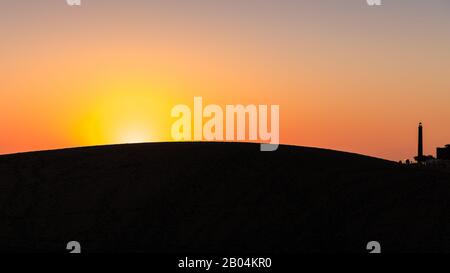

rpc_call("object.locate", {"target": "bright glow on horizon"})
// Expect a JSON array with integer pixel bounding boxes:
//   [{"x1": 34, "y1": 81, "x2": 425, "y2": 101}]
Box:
[{"x1": 117, "y1": 129, "x2": 152, "y2": 144}]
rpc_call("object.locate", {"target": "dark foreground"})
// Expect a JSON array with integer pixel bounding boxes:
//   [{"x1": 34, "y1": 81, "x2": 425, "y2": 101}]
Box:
[{"x1": 0, "y1": 142, "x2": 449, "y2": 253}]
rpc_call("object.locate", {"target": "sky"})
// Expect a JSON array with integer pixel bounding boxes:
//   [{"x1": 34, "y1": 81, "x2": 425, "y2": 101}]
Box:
[{"x1": 0, "y1": 0, "x2": 449, "y2": 160}]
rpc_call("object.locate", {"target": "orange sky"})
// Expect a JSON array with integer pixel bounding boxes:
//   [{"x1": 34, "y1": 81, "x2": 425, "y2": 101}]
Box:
[{"x1": 1, "y1": 0, "x2": 450, "y2": 160}]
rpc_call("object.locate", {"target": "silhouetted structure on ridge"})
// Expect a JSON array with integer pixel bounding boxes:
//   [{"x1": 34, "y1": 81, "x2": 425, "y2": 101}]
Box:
[
  {"x1": 437, "y1": 145, "x2": 450, "y2": 161},
  {"x1": 414, "y1": 123, "x2": 434, "y2": 163},
  {"x1": 405, "y1": 123, "x2": 449, "y2": 167},
  {"x1": 417, "y1": 123, "x2": 424, "y2": 162}
]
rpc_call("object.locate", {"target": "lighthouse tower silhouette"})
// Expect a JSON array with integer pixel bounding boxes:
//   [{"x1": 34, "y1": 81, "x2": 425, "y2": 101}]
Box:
[{"x1": 417, "y1": 123, "x2": 424, "y2": 163}]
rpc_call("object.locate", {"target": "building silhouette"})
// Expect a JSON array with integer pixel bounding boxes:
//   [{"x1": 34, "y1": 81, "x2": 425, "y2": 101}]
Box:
[{"x1": 437, "y1": 145, "x2": 450, "y2": 160}]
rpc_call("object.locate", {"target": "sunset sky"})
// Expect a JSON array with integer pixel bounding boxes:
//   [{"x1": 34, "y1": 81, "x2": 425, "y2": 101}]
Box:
[{"x1": 1, "y1": 0, "x2": 449, "y2": 160}]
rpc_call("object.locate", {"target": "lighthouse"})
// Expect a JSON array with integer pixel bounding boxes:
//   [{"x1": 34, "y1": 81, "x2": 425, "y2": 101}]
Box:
[
  {"x1": 414, "y1": 123, "x2": 435, "y2": 164},
  {"x1": 418, "y1": 122, "x2": 423, "y2": 162},
  {"x1": 414, "y1": 122, "x2": 428, "y2": 164}
]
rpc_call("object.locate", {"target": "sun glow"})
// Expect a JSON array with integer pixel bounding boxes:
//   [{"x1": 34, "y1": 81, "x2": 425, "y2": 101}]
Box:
[
  {"x1": 70, "y1": 76, "x2": 175, "y2": 147},
  {"x1": 116, "y1": 122, "x2": 153, "y2": 144}
]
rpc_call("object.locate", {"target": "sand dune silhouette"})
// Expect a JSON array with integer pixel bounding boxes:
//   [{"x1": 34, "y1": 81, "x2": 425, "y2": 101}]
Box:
[{"x1": 0, "y1": 142, "x2": 449, "y2": 253}]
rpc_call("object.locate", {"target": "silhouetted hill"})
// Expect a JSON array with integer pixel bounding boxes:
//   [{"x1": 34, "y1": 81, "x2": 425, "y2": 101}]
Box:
[{"x1": 0, "y1": 142, "x2": 449, "y2": 253}]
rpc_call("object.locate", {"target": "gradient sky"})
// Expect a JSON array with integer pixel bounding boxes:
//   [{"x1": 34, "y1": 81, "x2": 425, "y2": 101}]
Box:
[{"x1": 1, "y1": 0, "x2": 449, "y2": 160}]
